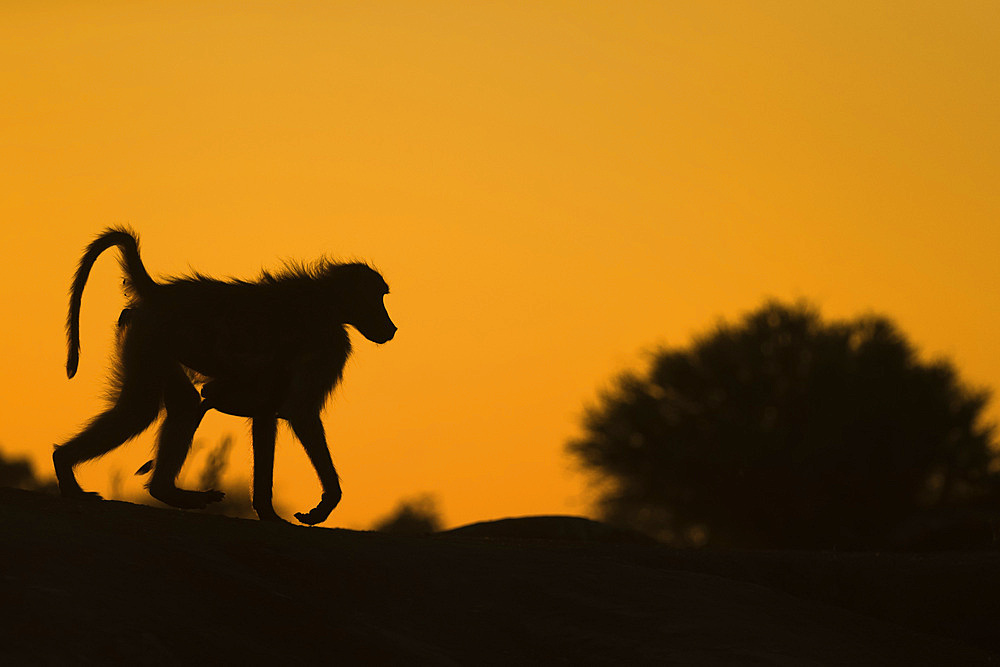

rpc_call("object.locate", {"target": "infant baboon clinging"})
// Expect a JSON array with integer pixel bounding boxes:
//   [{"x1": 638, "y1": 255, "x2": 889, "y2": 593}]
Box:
[{"x1": 55, "y1": 227, "x2": 395, "y2": 525}]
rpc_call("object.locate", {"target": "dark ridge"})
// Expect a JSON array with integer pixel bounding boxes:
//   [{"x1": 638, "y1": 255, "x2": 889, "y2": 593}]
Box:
[
  {"x1": 1, "y1": 487, "x2": 995, "y2": 665},
  {"x1": 442, "y1": 515, "x2": 658, "y2": 544}
]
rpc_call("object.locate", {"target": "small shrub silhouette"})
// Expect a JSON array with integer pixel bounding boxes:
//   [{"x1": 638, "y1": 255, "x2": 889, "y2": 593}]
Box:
[
  {"x1": 373, "y1": 494, "x2": 443, "y2": 534},
  {"x1": 126, "y1": 436, "x2": 261, "y2": 519},
  {"x1": 0, "y1": 447, "x2": 58, "y2": 494}
]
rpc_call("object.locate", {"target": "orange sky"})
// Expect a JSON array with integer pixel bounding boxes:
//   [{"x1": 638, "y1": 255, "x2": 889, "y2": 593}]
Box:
[{"x1": 1, "y1": 2, "x2": 998, "y2": 529}]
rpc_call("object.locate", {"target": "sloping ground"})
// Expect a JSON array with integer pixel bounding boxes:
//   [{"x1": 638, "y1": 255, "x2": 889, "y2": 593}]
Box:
[
  {"x1": 442, "y1": 514, "x2": 657, "y2": 544},
  {"x1": 445, "y1": 515, "x2": 1000, "y2": 655},
  {"x1": 0, "y1": 488, "x2": 995, "y2": 665}
]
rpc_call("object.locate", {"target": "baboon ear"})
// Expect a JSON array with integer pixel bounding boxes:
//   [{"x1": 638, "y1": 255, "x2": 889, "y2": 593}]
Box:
[{"x1": 135, "y1": 460, "x2": 154, "y2": 475}]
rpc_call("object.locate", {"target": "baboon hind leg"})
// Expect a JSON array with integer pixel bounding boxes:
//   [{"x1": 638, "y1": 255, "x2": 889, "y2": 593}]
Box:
[
  {"x1": 53, "y1": 354, "x2": 163, "y2": 499},
  {"x1": 147, "y1": 365, "x2": 224, "y2": 509}
]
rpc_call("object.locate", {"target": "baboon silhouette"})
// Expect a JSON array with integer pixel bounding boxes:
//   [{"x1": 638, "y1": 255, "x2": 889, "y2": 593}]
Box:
[{"x1": 55, "y1": 227, "x2": 395, "y2": 524}]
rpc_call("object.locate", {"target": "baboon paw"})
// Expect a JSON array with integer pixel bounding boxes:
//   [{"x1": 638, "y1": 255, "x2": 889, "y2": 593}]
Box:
[
  {"x1": 203, "y1": 489, "x2": 226, "y2": 505},
  {"x1": 256, "y1": 510, "x2": 289, "y2": 524},
  {"x1": 293, "y1": 494, "x2": 339, "y2": 525},
  {"x1": 293, "y1": 510, "x2": 326, "y2": 525}
]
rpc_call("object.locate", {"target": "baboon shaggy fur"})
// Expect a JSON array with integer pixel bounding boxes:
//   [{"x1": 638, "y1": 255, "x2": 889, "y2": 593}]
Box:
[{"x1": 55, "y1": 227, "x2": 395, "y2": 524}]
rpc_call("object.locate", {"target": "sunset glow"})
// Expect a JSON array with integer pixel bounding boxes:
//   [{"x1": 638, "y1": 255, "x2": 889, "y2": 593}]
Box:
[{"x1": 2, "y1": 2, "x2": 997, "y2": 529}]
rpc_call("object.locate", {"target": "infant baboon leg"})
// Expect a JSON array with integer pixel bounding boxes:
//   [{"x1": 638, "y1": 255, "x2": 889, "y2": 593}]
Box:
[
  {"x1": 251, "y1": 415, "x2": 282, "y2": 522},
  {"x1": 148, "y1": 367, "x2": 223, "y2": 509}
]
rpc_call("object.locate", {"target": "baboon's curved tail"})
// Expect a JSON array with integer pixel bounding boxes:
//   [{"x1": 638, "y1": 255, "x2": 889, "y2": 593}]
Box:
[{"x1": 66, "y1": 226, "x2": 157, "y2": 378}]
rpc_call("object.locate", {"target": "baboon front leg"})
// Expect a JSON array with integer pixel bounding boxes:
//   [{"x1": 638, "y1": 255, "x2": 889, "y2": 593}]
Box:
[
  {"x1": 250, "y1": 415, "x2": 283, "y2": 522},
  {"x1": 287, "y1": 413, "x2": 342, "y2": 525},
  {"x1": 148, "y1": 366, "x2": 224, "y2": 509}
]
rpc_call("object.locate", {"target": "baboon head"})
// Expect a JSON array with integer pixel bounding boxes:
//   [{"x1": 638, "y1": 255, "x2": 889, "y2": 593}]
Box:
[{"x1": 336, "y1": 263, "x2": 396, "y2": 344}]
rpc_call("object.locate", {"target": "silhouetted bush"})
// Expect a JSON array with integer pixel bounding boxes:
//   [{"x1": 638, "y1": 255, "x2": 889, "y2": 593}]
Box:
[
  {"x1": 193, "y1": 435, "x2": 258, "y2": 519},
  {"x1": 0, "y1": 447, "x2": 58, "y2": 494},
  {"x1": 373, "y1": 494, "x2": 443, "y2": 534},
  {"x1": 569, "y1": 300, "x2": 999, "y2": 549},
  {"x1": 129, "y1": 436, "x2": 259, "y2": 519}
]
